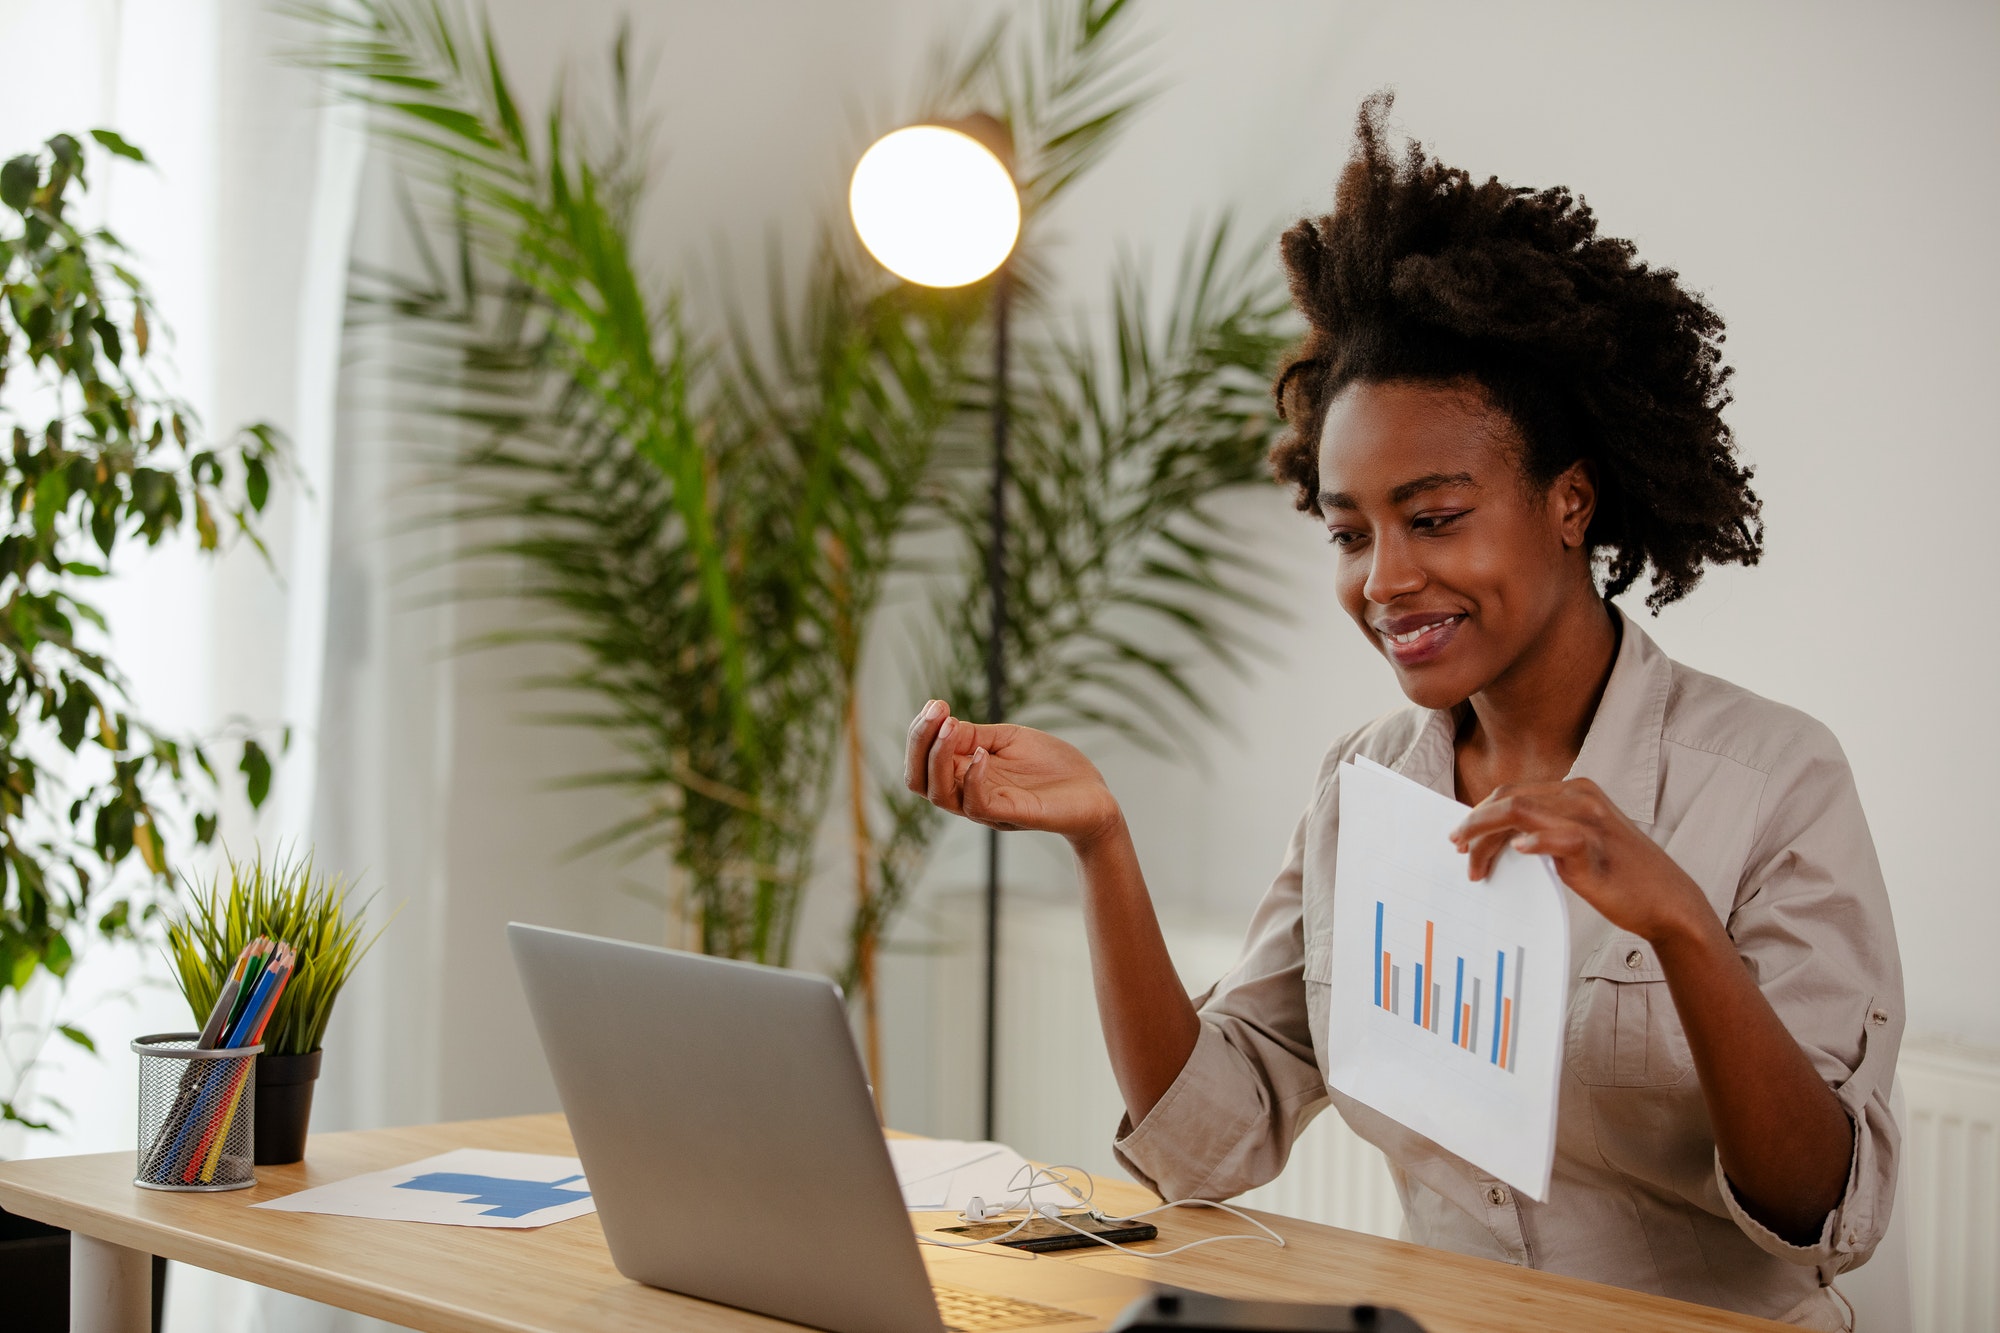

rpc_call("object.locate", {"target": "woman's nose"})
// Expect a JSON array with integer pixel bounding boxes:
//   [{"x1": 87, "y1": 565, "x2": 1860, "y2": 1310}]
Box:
[{"x1": 1362, "y1": 535, "x2": 1426, "y2": 604}]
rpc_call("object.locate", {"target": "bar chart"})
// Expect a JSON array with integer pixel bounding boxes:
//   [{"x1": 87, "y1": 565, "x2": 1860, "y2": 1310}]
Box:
[
  {"x1": 1371, "y1": 900, "x2": 1524, "y2": 1072},
  {"x1": 1327, "y1": 755, "x2": 1570, "y2": 1200}
]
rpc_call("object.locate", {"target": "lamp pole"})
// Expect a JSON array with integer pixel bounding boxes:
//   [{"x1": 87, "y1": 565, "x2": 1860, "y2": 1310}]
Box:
[
  {"x1": 848, "y1": 113, "x2": 1018, "y2": 1144},
  {"x1": 983, "y1": 260, "x2": 1010, "y2": 1143}
]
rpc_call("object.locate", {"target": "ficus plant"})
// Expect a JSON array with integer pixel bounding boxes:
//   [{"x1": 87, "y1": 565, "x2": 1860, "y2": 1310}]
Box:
[{"x1": 0, "y1": 130, "x2": 287, "y2": 1134}]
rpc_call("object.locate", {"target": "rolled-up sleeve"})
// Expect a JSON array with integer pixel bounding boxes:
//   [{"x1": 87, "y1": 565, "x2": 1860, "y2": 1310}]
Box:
[
  {"x1": 1717, "y1": 717, "x2": 1904, "y2": 1273},
  {"x1": 1114, "y1": 798, "x2": 1331, "y2": 1201}
]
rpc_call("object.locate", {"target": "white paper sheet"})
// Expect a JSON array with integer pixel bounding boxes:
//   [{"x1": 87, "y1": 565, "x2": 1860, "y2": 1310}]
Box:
[
  {"x1": 887, "y1": 1138, "x2": 1085, "y2": 1213},
  {"x1": 1324, "y1": 757, "x2": 1569, "y2": 1201},
  {"x1": 252, "y1": 1149, "x2": 596, "y2": 1229}
]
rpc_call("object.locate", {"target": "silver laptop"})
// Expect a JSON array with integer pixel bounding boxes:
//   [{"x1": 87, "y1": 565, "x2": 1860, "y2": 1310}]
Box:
[{"x1": 508, "y1": 923, "x2": 1151, "y2": 1333}]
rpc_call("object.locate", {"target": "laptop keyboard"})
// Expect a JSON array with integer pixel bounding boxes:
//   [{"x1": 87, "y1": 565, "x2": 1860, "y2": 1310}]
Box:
[{"x1": 935, "y1": 1283, "x2": 1092, "y2": 1330}]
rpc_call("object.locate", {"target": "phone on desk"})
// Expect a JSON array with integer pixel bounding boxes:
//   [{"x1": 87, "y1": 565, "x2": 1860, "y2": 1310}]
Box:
[{"x1": 937, "y1": 1212, "x2": 1160, "y2": 1252}]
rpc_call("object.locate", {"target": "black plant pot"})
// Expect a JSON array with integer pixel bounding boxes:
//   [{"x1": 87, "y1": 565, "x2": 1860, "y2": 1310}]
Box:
[{"x1": 253, "y1": 1048, "x2": 322, "y2": 1165}]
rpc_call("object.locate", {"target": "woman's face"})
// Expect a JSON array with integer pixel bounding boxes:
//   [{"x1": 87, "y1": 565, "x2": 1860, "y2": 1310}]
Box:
[{"x1": 1316, "y1": 378, "x2": 1595, "y2": 711}]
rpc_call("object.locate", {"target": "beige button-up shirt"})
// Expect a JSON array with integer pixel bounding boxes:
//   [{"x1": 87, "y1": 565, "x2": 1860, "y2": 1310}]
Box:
[{"x1": 1115, "y1": 611, "x2": 1903, "y2": 1330}]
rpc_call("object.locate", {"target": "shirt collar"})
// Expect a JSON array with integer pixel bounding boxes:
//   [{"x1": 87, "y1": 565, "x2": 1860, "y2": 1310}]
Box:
[{"x1": 1387, "y1": 603, "x2": 1667, "y2": 827}]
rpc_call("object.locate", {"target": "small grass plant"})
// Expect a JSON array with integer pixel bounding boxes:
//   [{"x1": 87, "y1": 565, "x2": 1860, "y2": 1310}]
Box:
[{"x1": 163, "y1": 851, "x2": 384, "y2": 1056}]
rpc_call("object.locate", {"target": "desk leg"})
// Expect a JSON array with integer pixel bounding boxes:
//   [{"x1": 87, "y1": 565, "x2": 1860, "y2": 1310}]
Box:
[{"x1": 71, "y1": 1233, "x2": 152, "y2": 1333}]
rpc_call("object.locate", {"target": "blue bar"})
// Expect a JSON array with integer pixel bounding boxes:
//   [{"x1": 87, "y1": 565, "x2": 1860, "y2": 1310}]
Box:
[
  {"x1": 1452, "y1": 958, "x2": 1465, "y2": 1044},
  {"x1": 1413, "y1": 964, "x2": 1424, "y2": 1026},
  {"x1": 1491, "y1": 949, "x2": 1506, "y2": 1062},
  {"x1": 1374, "y1": 902, "x2": 1384, "y2": 1008}
]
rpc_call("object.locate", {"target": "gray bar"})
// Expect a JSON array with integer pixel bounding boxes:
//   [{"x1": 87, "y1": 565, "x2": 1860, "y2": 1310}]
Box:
[{"x1": 1508, "y1": 946, "x2": 1526, "y2": 1072}]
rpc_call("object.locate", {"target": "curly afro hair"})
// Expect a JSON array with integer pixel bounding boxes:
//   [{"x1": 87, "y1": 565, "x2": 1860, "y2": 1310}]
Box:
[{"x1": 1270, "y1": 93, "x2": 1761, "y2": 610}]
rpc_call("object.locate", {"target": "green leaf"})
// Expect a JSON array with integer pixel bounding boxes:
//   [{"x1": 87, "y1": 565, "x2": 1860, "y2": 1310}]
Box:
[
  {"x1": 43, "y1": 931, "x2": 73, "y2": 978},
  {"x1": 56, "y1": 1024, "x2": 96, "y2": 1054},
  {"x1": 245, "y1": 456, "x2": 270, "y2": 511},
  {"x1": 98, "y1": 899, "x2": 132, "y2": 936},
  {"x1": 88, "y1": 129, "x2": 148, "y2": 163},
  {"x1": 0, "y1": 154, "x2": 37, "y2": 210},
  {"x1": 240, "y1": 738, "x2": 272, "y2": 809}
]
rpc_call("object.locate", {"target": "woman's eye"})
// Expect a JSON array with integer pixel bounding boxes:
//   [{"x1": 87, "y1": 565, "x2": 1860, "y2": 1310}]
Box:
[
  {"x1": 1413, "y1": 509, "x2": 1470, "y2": 533},
  {"x1": 1326, "y1": 529, "x2": 1363, "y2": 549}
]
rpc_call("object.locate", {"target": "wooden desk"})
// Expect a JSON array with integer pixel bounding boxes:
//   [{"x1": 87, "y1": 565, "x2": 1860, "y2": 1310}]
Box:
[{"x1": 0, "y1": 1113, "x2": 1787, "y2": 1333}]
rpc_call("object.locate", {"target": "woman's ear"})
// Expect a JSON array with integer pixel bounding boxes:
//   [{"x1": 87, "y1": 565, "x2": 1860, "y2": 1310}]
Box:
[{"x1": 1549, "y1": 460, "x2": 1597, "y2": 549}]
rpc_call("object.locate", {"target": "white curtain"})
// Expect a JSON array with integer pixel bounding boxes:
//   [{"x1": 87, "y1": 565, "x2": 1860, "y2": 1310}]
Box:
[{"x1": 0, "y1": 3, "x2": 441, "y2": 1328}]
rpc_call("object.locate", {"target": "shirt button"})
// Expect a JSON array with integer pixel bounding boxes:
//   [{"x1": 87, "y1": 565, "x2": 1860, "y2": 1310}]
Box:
[
  {"x1": 1868, "y1": 1009, "x2": 1889, "y2": 1026},
  {"x1": 1625, "y1": 950, "x2": 1645, "y2": 970},
  {"x1": 1486, "y1": 1185, "x2": 1511, "y2": 1207}
]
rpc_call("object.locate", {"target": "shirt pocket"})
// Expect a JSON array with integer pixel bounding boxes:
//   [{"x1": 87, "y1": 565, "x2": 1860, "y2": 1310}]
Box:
[{"x1": 1565, "y1": 935, "x2": 1694, "y2": 1088}]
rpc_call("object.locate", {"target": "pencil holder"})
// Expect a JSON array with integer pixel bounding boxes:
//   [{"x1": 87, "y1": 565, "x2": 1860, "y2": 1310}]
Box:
[{"x1": 132, "y1": 1032, "x2": 263, "y2": 1192}]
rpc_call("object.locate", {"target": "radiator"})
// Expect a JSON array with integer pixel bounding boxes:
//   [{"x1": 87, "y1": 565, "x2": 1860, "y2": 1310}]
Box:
[
  {"x1": 902, "y1": 892, "x2": 1999, "y2": 1332},
  {"x1": 1900, "y1": 1037, "x2": 2000, "y2": 1333}
]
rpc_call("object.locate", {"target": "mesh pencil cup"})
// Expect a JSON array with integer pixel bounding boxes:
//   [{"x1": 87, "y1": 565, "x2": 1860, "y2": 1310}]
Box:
[{"x1": 132, "y1": 1033, "x2": 263, "y2": 1192}]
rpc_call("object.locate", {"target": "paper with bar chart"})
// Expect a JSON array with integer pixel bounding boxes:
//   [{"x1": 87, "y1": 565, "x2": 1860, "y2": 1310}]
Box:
[{"x1": 1324, "y1": 756, "x2": 1569, "y2": 1201}]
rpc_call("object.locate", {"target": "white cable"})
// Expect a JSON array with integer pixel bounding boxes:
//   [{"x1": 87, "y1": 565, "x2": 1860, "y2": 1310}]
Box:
[
  {"x1": 915, "y1": 1162, "x2": 1284, "y2": 1261},
  {"x1": 1075, "y1": 1195, "x2": 1287, "y2": 1259},
  {"x1": 914, "y1": 1163, "x2": 1087, "y2": 1252}
]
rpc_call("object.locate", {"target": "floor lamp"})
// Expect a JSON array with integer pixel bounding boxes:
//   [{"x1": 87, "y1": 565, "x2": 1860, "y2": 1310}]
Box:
[{"x1": 850, "y1": 116, "x2": 1019, "y2": 1141}]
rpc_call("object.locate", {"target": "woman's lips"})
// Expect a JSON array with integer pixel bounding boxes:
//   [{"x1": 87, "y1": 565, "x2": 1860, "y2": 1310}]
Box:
[{"x1": 1376, "y1": 613, "x2": 1465, "y2": 666}]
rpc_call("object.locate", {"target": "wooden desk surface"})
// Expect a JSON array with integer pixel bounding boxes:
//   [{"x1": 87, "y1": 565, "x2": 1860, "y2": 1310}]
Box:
[{"x1": 0, "y1": 1113, "x2": 1787, "y2": 1333}]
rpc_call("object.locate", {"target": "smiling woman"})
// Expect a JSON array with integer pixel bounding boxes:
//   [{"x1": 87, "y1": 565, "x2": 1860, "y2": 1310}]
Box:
[{"x1": 904, "y1": 92, "x2": 1902, "y2": 1331}]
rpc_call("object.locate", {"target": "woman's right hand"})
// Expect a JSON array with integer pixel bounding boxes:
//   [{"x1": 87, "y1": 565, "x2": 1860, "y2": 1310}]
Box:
[{"x1": 904, "y1": 700, "x2": 1122, "y2": 850}]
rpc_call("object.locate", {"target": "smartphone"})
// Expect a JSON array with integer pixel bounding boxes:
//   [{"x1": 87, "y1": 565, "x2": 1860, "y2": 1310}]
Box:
[{"x1": 938, "y1": 1212, "x2": 1161, "y2": 1253}]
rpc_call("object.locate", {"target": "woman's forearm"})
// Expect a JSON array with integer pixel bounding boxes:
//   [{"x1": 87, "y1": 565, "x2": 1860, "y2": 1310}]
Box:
[
  {"x1": 1655, "y1": 909, "x2": 1854, "y2": 1244},
  {"x1": 1071, "y1": 813, "x2": 1201, "y2": 1125}
]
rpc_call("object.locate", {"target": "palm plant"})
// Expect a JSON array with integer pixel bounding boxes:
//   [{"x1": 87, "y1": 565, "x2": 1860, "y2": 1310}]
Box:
[{"x1": 289, "y1": 0, "x2": 1294, "y2": 1057}]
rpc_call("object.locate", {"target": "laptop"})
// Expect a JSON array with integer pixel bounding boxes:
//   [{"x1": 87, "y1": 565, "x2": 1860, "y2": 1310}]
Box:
[{"x1": 508, "y1": 923, "x2": 1155, "y2": 1333}]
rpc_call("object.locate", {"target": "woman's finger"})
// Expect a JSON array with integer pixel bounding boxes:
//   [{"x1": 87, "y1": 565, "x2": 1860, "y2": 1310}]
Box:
[
  {"x1": 925, "y1": 713, "x2": 978, "y2": 811},
  {"x1": 959, "y1": 747, "x2": 1014, "y2": 830},
  {"x1": 905, "y1": 699, "x2": 948, "y2": 794},
  {"x1": 1462, "y1": 828, "x2": 1517, "y2": 882},
  {"x1": 1510, "y1": 827, "x2": 1589, "y2": 862},
  {"x1": 1458, "y1": 802, "x2": 1581, "y2": 880}
]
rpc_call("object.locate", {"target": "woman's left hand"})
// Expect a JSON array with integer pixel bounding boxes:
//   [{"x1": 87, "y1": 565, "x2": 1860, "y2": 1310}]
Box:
[{"x1": 1449, "y1": 778, "x2": 1709, "y2": 946}]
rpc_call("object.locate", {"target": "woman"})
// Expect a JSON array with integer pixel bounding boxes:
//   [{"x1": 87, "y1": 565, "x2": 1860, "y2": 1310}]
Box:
[{"x1": 903, "y1": 97, "x2": 1901, "y2": 1330}]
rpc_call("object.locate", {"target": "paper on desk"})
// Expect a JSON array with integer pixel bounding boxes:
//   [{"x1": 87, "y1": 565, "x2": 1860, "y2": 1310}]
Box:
[
  {"x1": 1324, "y1": 757, "x2": 1569, "y2": 1201},
  {"x1": 888, "y1": 1138, "x2": 1085, "y2": 1213},
  {"x1": 253, "y1": 1149, "x2": 596, "y2": 1229}
]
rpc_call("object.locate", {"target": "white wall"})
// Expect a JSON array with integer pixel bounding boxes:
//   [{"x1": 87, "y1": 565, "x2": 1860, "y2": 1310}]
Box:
[{"x1": 932, "y1": 0, "x2": 2000, "y2": 1062}]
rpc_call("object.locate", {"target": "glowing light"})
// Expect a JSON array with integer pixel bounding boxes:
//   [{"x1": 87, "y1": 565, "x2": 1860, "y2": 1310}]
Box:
[{"x1": 848, "y1": 125, "x2": 1020, "y2": 288}]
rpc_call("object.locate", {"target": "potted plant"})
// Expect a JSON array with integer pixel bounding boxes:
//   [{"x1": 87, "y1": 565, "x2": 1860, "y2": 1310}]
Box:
[
  {"x1": 163, "y1": 850, "x2": 382, "y2": 1164},
  {"x1": 301, "y1": 0, "x2": 1291, "y2": 1097},
  {"x1": 0, "y1": 125, "x2": 283, "y2": 1333}
]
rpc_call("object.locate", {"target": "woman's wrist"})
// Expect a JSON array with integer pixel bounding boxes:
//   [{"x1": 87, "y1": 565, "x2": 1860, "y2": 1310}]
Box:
[
  {"x1": 1067, "y1": 802, "x2": 1131, "y2": 865},
  {"x1": 1645, "y1": 883, "x2": 1732, "y2": 968}
]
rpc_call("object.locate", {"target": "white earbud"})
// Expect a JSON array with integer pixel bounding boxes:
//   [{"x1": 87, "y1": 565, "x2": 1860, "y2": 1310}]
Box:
[{"x1": 960, "y1": 1196, "x2": 990, "y2": 1223}]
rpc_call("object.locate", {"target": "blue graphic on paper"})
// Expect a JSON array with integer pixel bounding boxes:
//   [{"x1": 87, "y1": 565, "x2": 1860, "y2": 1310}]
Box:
[{"x1": 394, "y1": 1171, "x2": 591, "y2": 1219}]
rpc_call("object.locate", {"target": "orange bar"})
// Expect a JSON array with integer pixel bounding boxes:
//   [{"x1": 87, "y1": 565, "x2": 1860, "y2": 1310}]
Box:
[
  {"x1": 1381, "y1": 952, "x2": 1391, "y2": 1008},
  {"x1": 1422, "y1": 921, "x2": 1435, "y2": 1027},
  {"x1": 1500, "y1": 998, "x2": 1513, "y2": 1067},
  {"x1": 1461, "y1": 1004, "x2": 1472, "y2": 1049}
]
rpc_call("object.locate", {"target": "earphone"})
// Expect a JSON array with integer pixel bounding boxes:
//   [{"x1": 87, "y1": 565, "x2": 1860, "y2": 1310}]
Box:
[{"x1": 919, "y1": 1162, "x2": 1287, "y2": 1260}]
